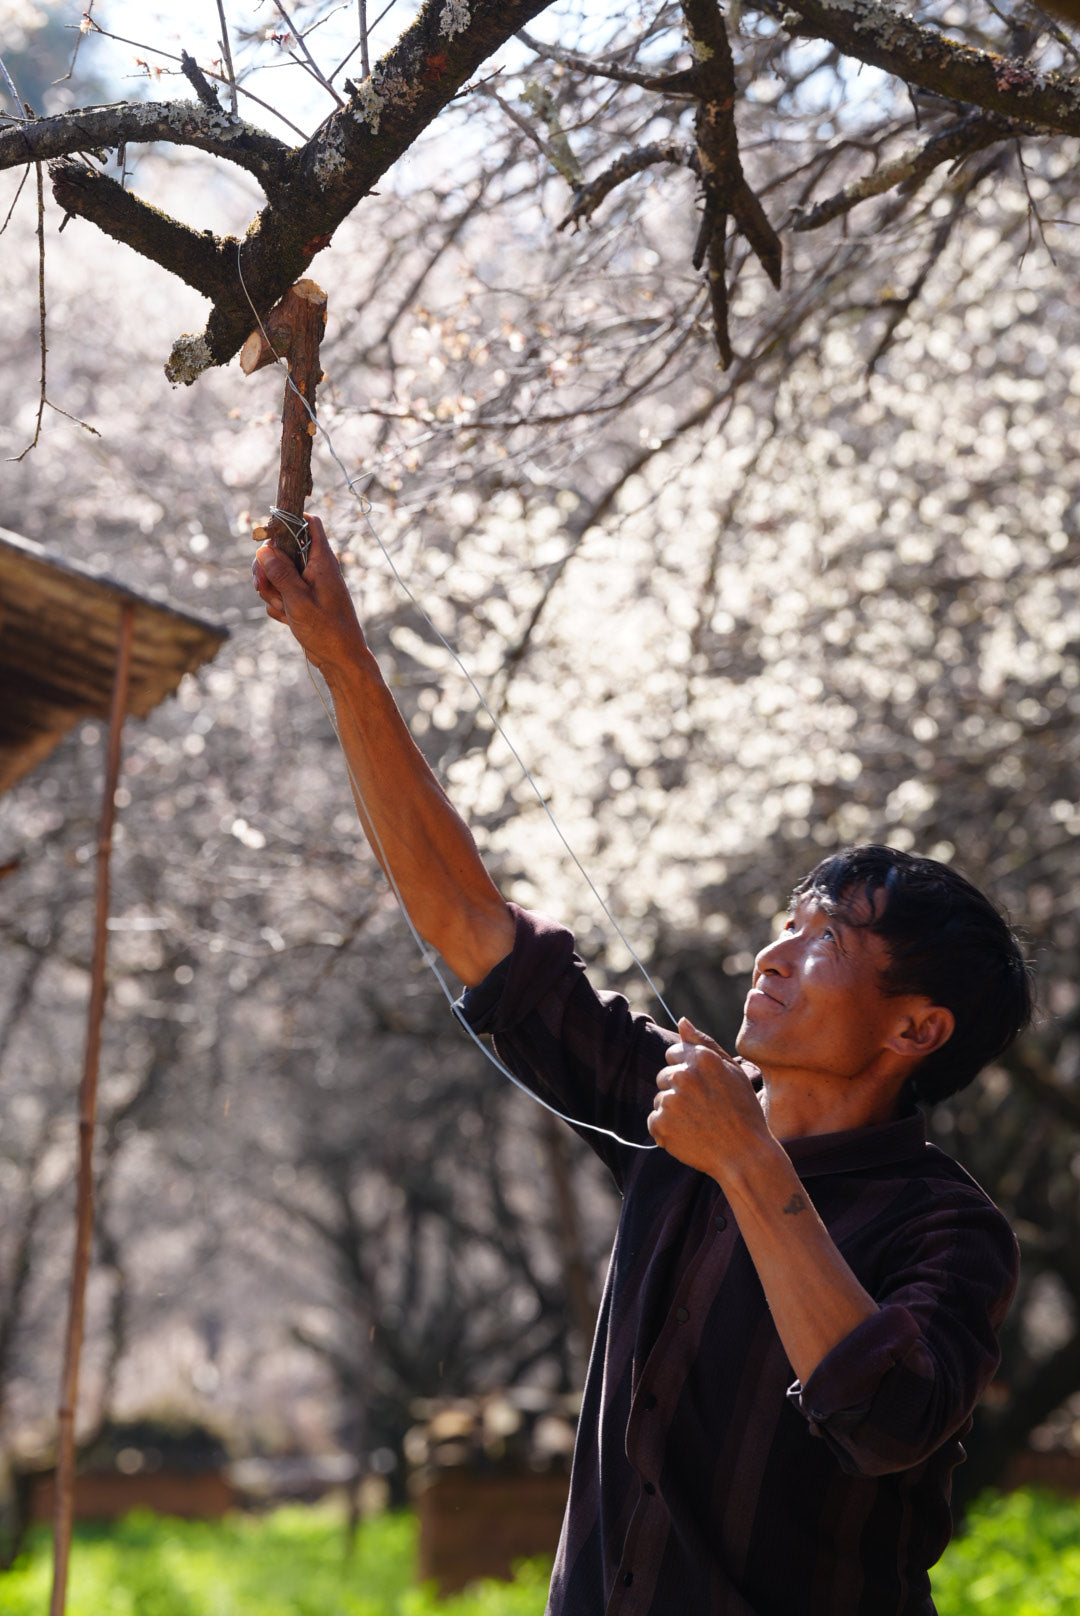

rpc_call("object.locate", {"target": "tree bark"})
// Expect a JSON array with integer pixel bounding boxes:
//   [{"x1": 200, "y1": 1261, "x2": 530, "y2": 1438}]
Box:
[{"x1": 243, "y1": 279, "x2": 328, "y2": 573}]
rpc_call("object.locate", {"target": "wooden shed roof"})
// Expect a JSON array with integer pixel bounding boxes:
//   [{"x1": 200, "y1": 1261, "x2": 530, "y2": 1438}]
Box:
[{"x1": 0, "y1": 526, "x2": 229, "y2": 796}]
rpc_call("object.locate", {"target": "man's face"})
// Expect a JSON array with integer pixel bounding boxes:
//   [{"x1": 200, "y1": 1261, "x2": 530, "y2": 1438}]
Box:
[{"x1": 735, "y1": 886, "x2": 908, "y2": 1086}]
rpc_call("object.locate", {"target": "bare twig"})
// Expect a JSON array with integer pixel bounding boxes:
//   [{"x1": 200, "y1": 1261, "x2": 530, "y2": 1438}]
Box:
[
  {"x1": 0, "y1": 49, "x2": 27, "y2": 116},
  {"x1": 271, "y1": 0, "x2": 346, "y2": 107},
  {"x1": 215, "y1": 0, "x2": 239, "y2": 117},
  {"x1": 6, "y1": 161, "x2": 100, "y2": 459},
  {"x1": 0, "y1": 162, "x2": 30, "y2": 232},
  {"x1": 53, "y1": 2, "x2": 98, "y2": 88},
  {"x1": 331, "y1": 0, "x2": 397, "y2": 83},
  {"x1": 10, "y1": 165, "x2": 47, "y2": 462},
  {"x1": 559, "y1": 140, "x2": 699, "y2": 231},
  {"x1": 517, "y1": 26, "x2": 690, "y2": 91},
  {"x1": 72, "y1": 21, "x2": 309, "y2": 141},
  {"x1": 481, "y1": 85, "x2": 580, "y2": 184},
  {"x1": 359, "y1": 0, "x2": 371, "y2": 81},
  {"x1": 1015, "y1": 137, "x2": 1057, "y2": 267}
]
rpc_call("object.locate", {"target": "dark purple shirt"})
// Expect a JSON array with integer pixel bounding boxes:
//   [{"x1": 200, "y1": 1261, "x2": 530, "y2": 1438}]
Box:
[{"x1": 458, "y1": 906, "x2": 1019, "y2": 1616}]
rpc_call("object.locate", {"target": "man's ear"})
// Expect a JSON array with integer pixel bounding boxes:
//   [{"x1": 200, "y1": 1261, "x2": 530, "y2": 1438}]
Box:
[{"x1": 887, "y1": 1003, "x2": 955, "y2": 1062}]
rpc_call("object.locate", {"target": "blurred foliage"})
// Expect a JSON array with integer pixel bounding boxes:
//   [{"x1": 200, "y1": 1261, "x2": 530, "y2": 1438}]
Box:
[{"x1": 2, "y1": 1493, "x2": 1078, "y2": 1613}]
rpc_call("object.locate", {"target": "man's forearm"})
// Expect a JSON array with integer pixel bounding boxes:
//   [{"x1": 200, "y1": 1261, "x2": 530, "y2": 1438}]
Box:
[
  {"x1": 322, "y1": 649, "x2": 515, "y2": 986},
  {"x1": 253, "y1": 520, "x2": 515, "y2": 987},
  {"x1": 719, "y1": 1138, "x2": 878, "y2": 1385}
]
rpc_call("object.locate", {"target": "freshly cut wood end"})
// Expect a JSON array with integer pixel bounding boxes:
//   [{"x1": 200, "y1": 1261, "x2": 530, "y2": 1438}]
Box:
[
  {"x1": 292, "y1": 278, "x2": 328, "y2": 306},
  {"x1": 240, "y1": 329, "x2": 277, "y2": 376}
]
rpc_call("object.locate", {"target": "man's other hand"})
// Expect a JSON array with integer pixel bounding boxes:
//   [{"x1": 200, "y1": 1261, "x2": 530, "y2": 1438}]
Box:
[{"x1": 648, "y1": 1017, "x2": 768, "y2": 1178}]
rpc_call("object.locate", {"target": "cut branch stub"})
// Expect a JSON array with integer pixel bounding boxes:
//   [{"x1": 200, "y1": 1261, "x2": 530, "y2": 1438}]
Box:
[{"x1": 242, "y1": 278, "x2": 328, "y2": 573}]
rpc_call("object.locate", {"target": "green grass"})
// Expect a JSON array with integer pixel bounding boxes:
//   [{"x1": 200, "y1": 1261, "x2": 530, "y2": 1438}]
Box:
[
  {"x1": 0, "y1": 1506, "x2": 548, "y2": 1616},
  {"x1": 1, "y1": 1489, "x2": 1078, "y2": 1613}
]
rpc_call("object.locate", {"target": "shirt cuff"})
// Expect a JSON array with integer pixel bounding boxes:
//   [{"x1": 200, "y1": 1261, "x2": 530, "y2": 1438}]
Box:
[
  {"x1": 454, "y1": 904, "x2": 577, "y2": 1035},
  {"x1": 788, "y1": 1303, "x2": 923, "y2": 1438}
]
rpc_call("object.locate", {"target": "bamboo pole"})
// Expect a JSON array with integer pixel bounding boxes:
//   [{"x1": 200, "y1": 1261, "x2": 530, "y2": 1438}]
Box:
[{"x1": 49, "y1": 601, "x2": 135, "y2": 1616}]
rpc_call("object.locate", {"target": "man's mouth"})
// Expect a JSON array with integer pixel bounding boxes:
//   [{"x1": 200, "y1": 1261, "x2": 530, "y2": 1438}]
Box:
[{"x1": 746, "y1": 983, "x2": 783, "y2": 1010}]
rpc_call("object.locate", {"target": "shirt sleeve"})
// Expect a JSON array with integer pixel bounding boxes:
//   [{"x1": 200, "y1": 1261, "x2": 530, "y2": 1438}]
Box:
[
  {"x1": 787, "y1": 1187, "x2": 1019, "y2": 1477},
  {"x1": 455, "y1": 903, "x2": 673, "y2": 1184}
]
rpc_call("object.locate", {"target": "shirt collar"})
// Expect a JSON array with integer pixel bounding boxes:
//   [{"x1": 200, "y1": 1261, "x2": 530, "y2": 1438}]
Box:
[{"x1": 781, "y1": 1110, "x2": 927, "y2": 1178}]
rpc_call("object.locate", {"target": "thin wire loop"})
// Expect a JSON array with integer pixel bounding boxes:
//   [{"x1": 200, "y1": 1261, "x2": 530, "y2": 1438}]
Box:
[{"x1": 239, "y1": 251, "x2": 665, "y2": 1150}]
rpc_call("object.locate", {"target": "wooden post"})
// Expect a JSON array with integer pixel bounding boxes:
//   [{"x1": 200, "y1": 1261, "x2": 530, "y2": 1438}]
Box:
[
  {"x1": 241, "y1": 278, "x2": 328, "y2": 573},
  {"x1": 49, "y1": 601, "x2": 135, "y2": 1616}
]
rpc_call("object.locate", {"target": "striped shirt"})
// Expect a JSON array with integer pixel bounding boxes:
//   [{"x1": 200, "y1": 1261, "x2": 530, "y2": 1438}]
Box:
[{"x1": 458, "y1": 906, "x2": 1018, "y2": 1616}]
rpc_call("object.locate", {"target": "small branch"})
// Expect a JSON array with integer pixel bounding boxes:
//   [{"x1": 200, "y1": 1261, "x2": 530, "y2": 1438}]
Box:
[
  {"x1": 706, "y1": 212, "x2": 733, "y2": 368},
  {"x1": 866, "y1": 148, "x2": 1006, "y2": 370},
  {"x1": 678, "y1": 0, "x2": 782, "y2": 363},
  {"x1": 0, "y1": 50, "x2": 28, "y2": 117},
  {"x1": 792, "y1": 110, "x2": 1015, "y2": 231},
  {"x1": 359, "y1": 0, "x2": 371, "y2": 81},
  {"x1": 11, "y1": 164, "x2": 47, "y2": 461},
  {"x1": 271, "y1": 0, "x2": 346, "y2": 107},
  {"x1": 481, "y1": 85, "x2": 581, "y2": 183},
  {"x1": 0, "y1": 162, "x2": 30, "y2": 233},
  {"x1": 214, "y1": 0, "x2": 239, "y2": 118},
  {"x1": 180, "y1": 49, "x2": 222, "y2": 112},
  {"x1": 75, "y1": 20, "x2": 309, "y2": 140},
  {"x1": 559, "y1": 140, "x2": 699, "y2": 230},
  {"x1": 53, "y1": 2, "x2": 97, "y2": 88},
  {"x1": 516, "y1": 26, "x2": 694, "y2": 92}
]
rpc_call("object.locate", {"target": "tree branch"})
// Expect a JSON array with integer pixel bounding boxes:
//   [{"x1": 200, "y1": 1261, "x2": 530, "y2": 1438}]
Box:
[
  {"x1": 49, "y1": 159, "x2": 242, "y2": 306},
  {"x1": 791, "y1": 109, "x2": 1016, "y2": 231},
  {"x1": 165, "y1": 0, "x2": 560, "y2": 381},
  {"x1": 680, "y1": 0, "x2": 782, "y2": 367},
  {"x1": 0, "y1": 100, "x2": 291, "y2": 194},
  {"x1": 559, "y1": 140, "x2": 699, "y2": 230},
  {"x1": 517, "y1": 26, "x2": 695, "y2": 92},
  {"x1": 753, "y1": 0, "x2": 1080, "y2": 137}
]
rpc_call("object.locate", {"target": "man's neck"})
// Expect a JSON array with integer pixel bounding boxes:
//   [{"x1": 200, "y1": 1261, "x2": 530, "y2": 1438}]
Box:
[{"x1": 758, "y1": 1070, "x2": 905, "y2": 1141}]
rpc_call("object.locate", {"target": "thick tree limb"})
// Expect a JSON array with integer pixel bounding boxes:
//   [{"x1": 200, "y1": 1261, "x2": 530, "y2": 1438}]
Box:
[
  {"x1": 49, "y1": 159, "x2": 242, "y2": 309},
  {"x1": 0, "y1": 101, "x2": 291, "y2": 194},
  {"x1": 176, "y1": 0, "x2": 559, "y2": 382},
  {"x1": 680, "y1": 0, "x2": 782, "y2": 367},
  {"x1": 791, "y1": 109, "x2": 1016, "y2": 231},
  {"x1": 753, "y1": 0, "x2": 1080, "y2": 137}
]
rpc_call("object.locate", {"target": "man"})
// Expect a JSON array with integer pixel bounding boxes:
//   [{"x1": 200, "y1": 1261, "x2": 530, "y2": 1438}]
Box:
[{"x1": 253, "y1": 518, "x2": 1032, "y2": 1616}]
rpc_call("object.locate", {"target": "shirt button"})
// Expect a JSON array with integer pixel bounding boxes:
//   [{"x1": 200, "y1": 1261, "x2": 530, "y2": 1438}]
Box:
[
  {"x1": 622, "y1": 1571, "x2": 634, "y2": 1587},
  {"x1": 644, "y1": 1481, "x2": 656, "y2": 1495},
  {"x1": 675, "y1": 1306, "x2": 689, "y2": 1322},
  {"x1": 714, "y1": 1213, "x2": 728, "y2": 1231},
  {"x1": 642, "y1": 1393, "x2": 658, "y2": 1411}
]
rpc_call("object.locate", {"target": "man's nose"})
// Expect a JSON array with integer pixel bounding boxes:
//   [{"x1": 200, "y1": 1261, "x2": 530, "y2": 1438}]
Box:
[{"x1": 754, "y1": 933, "x2": 793, "y2": 977}]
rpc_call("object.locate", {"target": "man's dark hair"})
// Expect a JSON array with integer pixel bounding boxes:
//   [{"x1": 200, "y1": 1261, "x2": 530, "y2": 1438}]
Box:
[{"x1": 791, "y1": 844, "x2": 1034, "y2": 1105}]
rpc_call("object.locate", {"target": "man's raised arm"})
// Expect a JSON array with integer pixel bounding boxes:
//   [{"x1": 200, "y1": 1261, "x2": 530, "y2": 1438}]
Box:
[{"x1": 252, "y1": 516, "x2": 515, "y2": 987}]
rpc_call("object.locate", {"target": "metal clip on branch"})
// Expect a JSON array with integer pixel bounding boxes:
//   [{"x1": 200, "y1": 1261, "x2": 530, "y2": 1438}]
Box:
[{"x1": 242, "y1": 278, "x2": 328, "y2": 574}]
